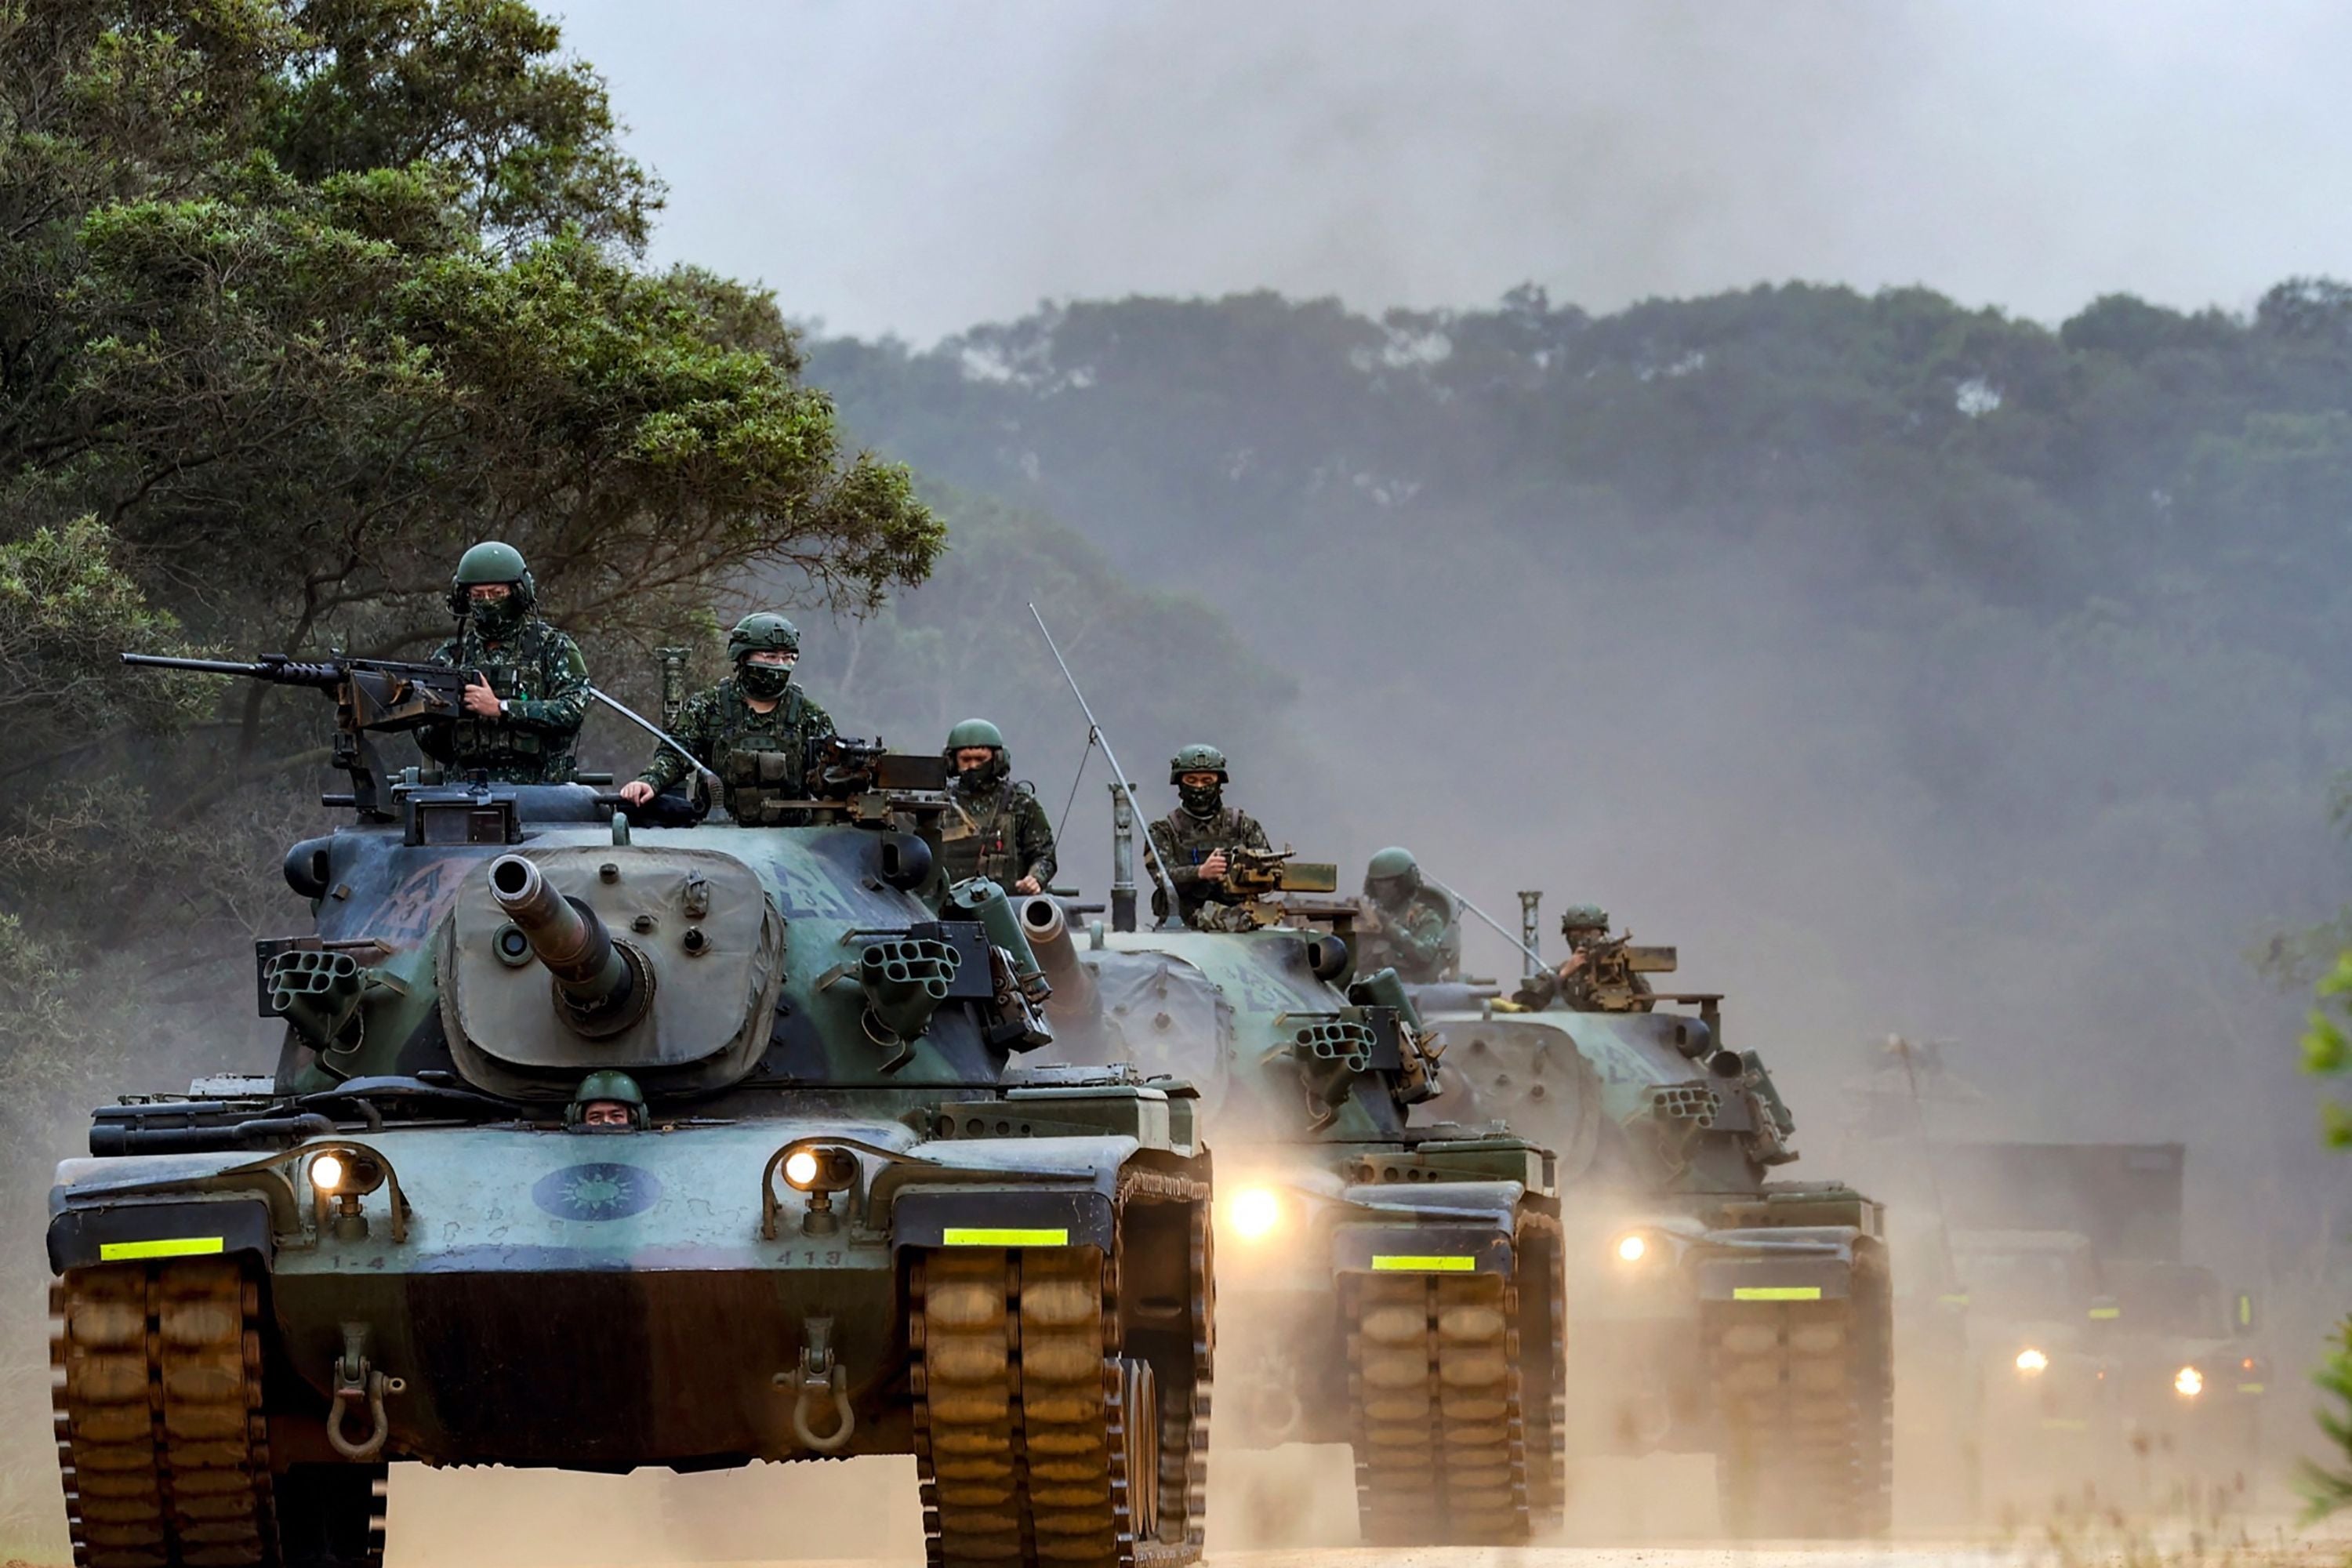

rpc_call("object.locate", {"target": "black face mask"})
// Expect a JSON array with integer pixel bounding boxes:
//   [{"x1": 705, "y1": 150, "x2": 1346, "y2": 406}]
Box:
[
  {"x1": 1178, "y1": 782, "x2": 1222, "y2": 818},
  {"x1": 470, "y1": 593, "x2": 524, "y2": 637},
  {"x1": 738, "y1": 662, "x2": 793, "y2": 701}
]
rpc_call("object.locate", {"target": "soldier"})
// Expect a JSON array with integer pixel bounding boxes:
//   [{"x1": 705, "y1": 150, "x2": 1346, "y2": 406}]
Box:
[
  {"x1": 618, "y1": 613, "x2": 835, "y2": 825},
  {"x1": 1145, "y1": 742, "x2": 1272, "y2": 928},
  {"x1": 938, "y1": 718, "x2": 1057, "y2": 893},
  {"x1": 1552, "y1": 904, "x2": 1653, "y2": 1012},
  {"x1": 567, "y1": 1070, "x2": 648, "y2": 1131},
  {"x1": 419, "y1": 540, "x2": 590, "y2": 783},
  {"x1": 1354, "y1": 846, "x2": 1461, "y2": 983}
]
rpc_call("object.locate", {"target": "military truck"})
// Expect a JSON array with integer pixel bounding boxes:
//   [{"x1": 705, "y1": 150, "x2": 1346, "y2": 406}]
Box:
[
  {"x1": 1402, "y1": 914, "x2": 1893, "y2": 1540},
  {"x1": 1936, "y1": 1142, "x2": 2268, "y2": 1504},
  {"x1": 1027, "y1": 826, "x2": 1566, "y2": 1546},
  {"x1": 45, "y1": 656, "x2": 1214, "y2": 1568}
]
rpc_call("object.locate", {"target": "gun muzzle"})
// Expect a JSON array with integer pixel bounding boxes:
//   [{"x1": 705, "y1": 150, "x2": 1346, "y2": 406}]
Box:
[
  {"x1": 488, "y1": 854, "x2": 644, "y2": 1034},
  {"x1": 1020, "y1": 895, "x2": 1096, "y2": 1018}
]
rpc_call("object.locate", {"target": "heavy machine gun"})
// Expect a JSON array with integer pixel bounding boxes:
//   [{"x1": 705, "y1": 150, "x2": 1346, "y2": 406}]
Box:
[{"x1": 125, "y1": 652, "x2": 482, "y2": 818}]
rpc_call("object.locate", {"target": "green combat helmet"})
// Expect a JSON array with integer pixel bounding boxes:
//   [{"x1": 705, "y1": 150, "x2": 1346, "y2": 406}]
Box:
[
  {"x1": 565, "y1": 1069, "x2": 648, "y2": 1131},
  {"x1": 1559, "y1": 903, "x2": 1610, "y2": 934},
  {"x1": 1364, "y1": 845, "x2": 1421, "y2": 897},
  {"x1": 1169, "y1": 742, "x2": 1229, "y2": 784},
  {"x1": 445, "y1": 539, "x2": 537, "y2": 619},
  {"x1": 726, "y1": 612, "x2": 800, "y2": 664},
  {"x1": 945, "y1": 717, "x2": 1010, "y2": 787}
]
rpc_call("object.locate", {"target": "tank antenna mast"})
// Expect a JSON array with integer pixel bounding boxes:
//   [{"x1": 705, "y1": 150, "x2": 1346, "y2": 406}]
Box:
[
  {"x1": 1029, "y1": 604, "x2": 1182, "y2": 929},
  {"x1": 1422, "y1": 873, "x2": 1548, "y2": 971}
]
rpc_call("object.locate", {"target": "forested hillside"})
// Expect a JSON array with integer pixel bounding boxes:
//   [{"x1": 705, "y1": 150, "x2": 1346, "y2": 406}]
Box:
[{"x1": 811, "y1": 284, "x2": 2352, "y2": 1267}]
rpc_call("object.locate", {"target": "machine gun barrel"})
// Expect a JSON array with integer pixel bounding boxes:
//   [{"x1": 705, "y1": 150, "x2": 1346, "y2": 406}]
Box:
[
  {"x1": 487, "y1": 855, "x2": 641, "y2": 1031},
  {"x1": 121, "y1": 652, "x2": 343, "y2": 686}
]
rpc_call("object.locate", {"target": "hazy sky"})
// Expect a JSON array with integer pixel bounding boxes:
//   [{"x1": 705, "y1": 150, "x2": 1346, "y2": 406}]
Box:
[{"x1": 552, "y1": 0, "x2": 2352, "y2": 343}]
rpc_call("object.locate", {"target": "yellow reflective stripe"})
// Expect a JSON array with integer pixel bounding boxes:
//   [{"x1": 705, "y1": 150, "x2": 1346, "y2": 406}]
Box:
[
  {"x1": 1733, "y1": 1286, "x2": 1823, "y2": 1301},
  {"x1": 1937, "y1": 1293, "x2": 1971, "y2": 1307},
  {"x1": 2238, "y1": 1382, "x2": 2267, "y2": 1394},
  {"x1": 98, "y1": 1236, "x2": 225, "y2": 1262},
  {"x1": 1370, "y1": 1255, "x2": 1476, "y2": 1272},
  {"x1": 2088, "y1": 1306, "x2": 2122, "y2": 1319},
  {"x1": 940, "y1": 1227, "x2": 1068, "y2": 1247}
]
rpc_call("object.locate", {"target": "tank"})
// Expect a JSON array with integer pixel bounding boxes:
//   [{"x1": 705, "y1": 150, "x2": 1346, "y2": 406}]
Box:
[
  {"x1": 44, "y1": 687, "x2": 1215, "y2": 1568},
  {"x1": 1024, "y1": 887, "x2": 1566, "y2": 1547},
  {"x1": 1414, "y1": 965, "x2": 1893, "y2": 1539}
]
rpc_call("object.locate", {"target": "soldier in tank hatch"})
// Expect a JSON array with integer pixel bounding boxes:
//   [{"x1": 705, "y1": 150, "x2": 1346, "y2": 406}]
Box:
[
  {"x1": 1145, "y1": 742, "x2": 1272, "y2": 928},
  {"x1": 938, "y1": 718, "x2": 1057, "y2": 893},
  {"x1": 1354, "y1": 846, "x2": 1461, "y2": 983},
  {"x1": 619, "y1": 613, "x2": 836, "y2": 824},
  {"x1": 421, "y1": 540, "x2": 591, "y2": 783}
]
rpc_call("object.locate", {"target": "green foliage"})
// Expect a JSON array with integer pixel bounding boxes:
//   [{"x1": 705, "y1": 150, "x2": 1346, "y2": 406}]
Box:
[
  {"x1": 2303, "y1": 1316, "x2": 2352, "y2": 1518},
  {"x1": 0, "y1": 0, "x2": 939, "y2": 1129}
]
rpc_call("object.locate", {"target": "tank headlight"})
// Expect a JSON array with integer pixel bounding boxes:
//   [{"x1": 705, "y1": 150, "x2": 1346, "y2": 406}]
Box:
[
  {"x1": 2014, "y1": 1347, "x2": 2049, "y2": 1376},
  {"x1": 1225, "y1": 1185, "x2": 1284, "y2": 1241},
  {"x1": 1614, "y1": 1232, "x2": 1650, "y2": 1265},
  {"x1": 781, "y1": 1145, "x2": 858, "y2": 1194},
  {"x1": 2175, "y1": 1366, "x2": 2204, "y2": 1398},
  {"x1": 307, "y1": 1150, "x2": 383, "y2": 1197}
]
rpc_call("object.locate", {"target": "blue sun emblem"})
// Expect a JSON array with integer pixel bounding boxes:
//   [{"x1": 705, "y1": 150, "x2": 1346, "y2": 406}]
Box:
[{"x1": 533, "y1": 1162, "x2": 661, "y2": 1221}]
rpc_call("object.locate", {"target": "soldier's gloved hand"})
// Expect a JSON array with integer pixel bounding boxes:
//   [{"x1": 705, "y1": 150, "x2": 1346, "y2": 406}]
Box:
[
  {"x1": 619, "y1": 780, "x2": 655, "y2": 806},
  {"x1": 1014, "y1": 875, "x2": 1042, "y2": 895},
  {"x1": 1199, "y1": 850, "x2": 1228, "y2": 879},
  {"x1": 462, "y1": 675, "x2": 503, "y2": 717},
  {"x1": 1557, "y1": 953, "x2": 1587, "y2": 976}
]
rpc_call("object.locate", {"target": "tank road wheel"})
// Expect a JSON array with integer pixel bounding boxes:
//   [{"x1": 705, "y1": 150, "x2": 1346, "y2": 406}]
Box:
[
  {"x1": 1348, "y1": 1268, "x2": 1531, "y2": 1545},
  {"x1": 1709, "y1": 1251, "x2": 1893, "y2": 1539},
  {"x1": 50, "y1": 1260, "x2": 278, "y2": 1568},
  {"x1": 911, "y1": 1179, "x2": 1211, "y2": 1568}
]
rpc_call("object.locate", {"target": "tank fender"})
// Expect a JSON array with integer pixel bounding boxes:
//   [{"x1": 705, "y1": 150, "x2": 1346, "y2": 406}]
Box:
[
  {"x1": 888, "y1": 1186, "x2": 1116, "y2": 1251},
  {"x1": 1690, "y1": 1223, "x2": 1871, "y2": 1302},
  {"x1": 1330, "y1": 1177, "x2": 1528, "y2": 1276},
  {"x1": 48, "y1": 1195, "x2": 276, "y2": 1273}
]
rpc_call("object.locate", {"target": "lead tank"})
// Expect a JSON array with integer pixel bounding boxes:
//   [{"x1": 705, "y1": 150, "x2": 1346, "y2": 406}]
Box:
[
  {"x1": 1024, "y1": 866, "x2": 1565, "y2": 1547},
  {"x1": 45, "y1": 683, "x2": 1214, "y2": 1568},
  {"x1": 1411, "y1": 931, "x2": 1891, "y2": 1539}
]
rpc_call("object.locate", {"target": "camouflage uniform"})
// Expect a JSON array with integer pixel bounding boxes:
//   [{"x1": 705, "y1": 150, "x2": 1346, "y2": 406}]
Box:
[
  {"x1": 633, "y1": 677, "x2": 836, "y2": 825},
  {"x1": 1147, "y1": 805, "x2": 1272, "y2": 928},
  {"x1": 1357, "y1": 887, "x2": 1461, "y2": 984},
  {"x1": 940, "y1": 775, "x2": 1058, "y2": 889},
  {"x1": 421, "y1": 619, "x2": 590, "y2": 783}
]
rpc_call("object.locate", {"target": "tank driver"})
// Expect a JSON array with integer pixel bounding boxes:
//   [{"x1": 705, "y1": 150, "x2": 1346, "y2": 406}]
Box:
[
  {"x1": 938, "y1": 718, "x2": 1057, "y2": 893},
  {"x1": 619, "y1": 613, "x2": 836, "y2": 825},
  {"x1": 421, "y1": 540, "x2": 591, "y2": 783}
]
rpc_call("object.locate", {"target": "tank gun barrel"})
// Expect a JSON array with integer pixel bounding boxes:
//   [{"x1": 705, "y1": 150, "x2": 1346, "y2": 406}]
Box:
[
  {"x1": 487, "y1": 855, "x2": 641, "y2": 1031},
  {"x1": 1021, "y1": 895, "x2": 1097, "y2": 1018}
]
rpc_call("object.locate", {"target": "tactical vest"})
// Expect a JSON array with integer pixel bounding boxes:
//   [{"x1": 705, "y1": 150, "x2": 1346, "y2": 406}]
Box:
[
  {"x1": 445, "y1": 620, "x2": 575, "y2": 779},
  {"x1": 939, "y1": 780, "x2": 1033, "y2": 884},
  {"x1": 711, "y1": 682, "x2": 822, "y2": 825}
]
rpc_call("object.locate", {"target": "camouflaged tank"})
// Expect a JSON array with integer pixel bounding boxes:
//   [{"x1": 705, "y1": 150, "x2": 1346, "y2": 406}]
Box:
[
  {"x1": 45, "y1": 711, "x2": 1214, "y2": 1568},
  {"x1": 1414, "y1": 953, "x2": 1892, "y2": 1540},
  {"x1": 1024, "y1": 882, "x2": 1565, "y2": 1548}
]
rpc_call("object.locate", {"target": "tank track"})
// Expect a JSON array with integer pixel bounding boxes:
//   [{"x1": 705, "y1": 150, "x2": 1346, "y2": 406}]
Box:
[
  {"x1": 1708, "y1": 1254, "x2": 1893, "y2": 1538},
  {"x1": 50, "y1": 1259, "x2": 386, "y2": 1568},
  {"x1": 52, "y1": 1259, "x2": 274, "y2": 1568},
  {"x1": 1348, "y1": 1269, "x2": 1528, "y2": 1544},
  {"x1": 911, "y1": 1171, "x2": 1210, "y2": 1568}
]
